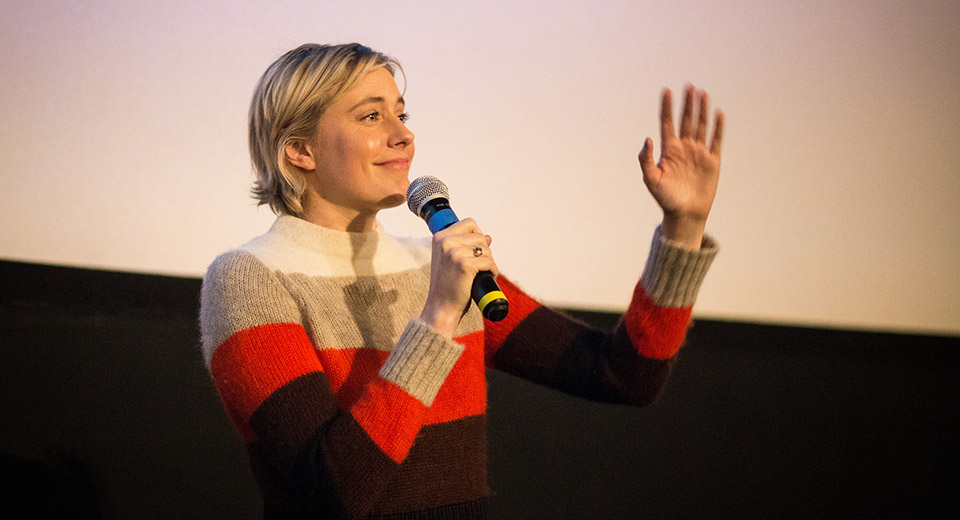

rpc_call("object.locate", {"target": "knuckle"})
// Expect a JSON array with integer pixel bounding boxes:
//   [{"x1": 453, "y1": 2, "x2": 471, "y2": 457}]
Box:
[{"x1": 439, "y1": 240, "x2": 456, "y2": 255}]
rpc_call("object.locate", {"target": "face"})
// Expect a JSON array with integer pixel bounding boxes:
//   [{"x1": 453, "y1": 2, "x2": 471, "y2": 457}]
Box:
[{"x1": 301, "y1": 67, "x2": 415, "y2": 224}]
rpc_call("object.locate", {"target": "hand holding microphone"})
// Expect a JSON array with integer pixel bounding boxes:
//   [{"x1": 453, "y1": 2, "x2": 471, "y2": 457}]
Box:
[{"x1": 407, "y1": 176, "x2": 509, "y2": 332}]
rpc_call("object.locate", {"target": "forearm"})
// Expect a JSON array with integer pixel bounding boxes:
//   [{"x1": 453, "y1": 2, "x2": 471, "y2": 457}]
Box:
[
  {"x1": 660, "y1": 214, "x2": 708, "y2": 251},
  {"x1": 484, "y1": 228, "x2": 718, "y2": 404}
]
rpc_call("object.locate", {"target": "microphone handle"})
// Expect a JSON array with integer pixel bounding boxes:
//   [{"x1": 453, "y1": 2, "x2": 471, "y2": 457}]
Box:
[
  {"x1": 471, "y1": 271, "x2": 509, "y2": 322},
  {"x1": 420, "y1": 199, "x2": 509, "y2": 321}
]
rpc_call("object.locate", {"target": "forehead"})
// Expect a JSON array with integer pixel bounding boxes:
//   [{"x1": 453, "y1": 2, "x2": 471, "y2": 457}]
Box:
[{"x1": 335, "y1": 67, "x2": 403, "y2": 109}]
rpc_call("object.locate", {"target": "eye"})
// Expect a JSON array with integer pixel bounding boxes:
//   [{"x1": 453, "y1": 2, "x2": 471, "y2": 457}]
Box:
[
  {"x1": 362, "y1": 111, "x2": 381, "y2": 121},
  {"x1": 398, "y1": 112, "x2": 410, "y2": 123}
]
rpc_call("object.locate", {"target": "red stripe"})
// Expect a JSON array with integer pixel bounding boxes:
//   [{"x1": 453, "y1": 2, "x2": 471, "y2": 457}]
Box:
[
  {"x1": 482, "y1": 276, "x2": 542, "y2": 365},
  {"x1": 350, "y1": 377, "x2": 428, "y2": 464},
  {"x1": 210, "y1": 323, "x2": 320, "y2": 436},
  {"x1": 316, "y1": 348, "x2": 388, "y2": 410},
  {"x1": 427, "y1": 330, "x2": 487, "y2": 425},
  {"x1": 319, "y1": 337, "x2": 488, "y2": 427},
  {"x1": 213, "y1": 324, "x2": 492, "y2": 454},
  {"x1": 624, "y1": 285, "x2": 692, "y2": 360}
]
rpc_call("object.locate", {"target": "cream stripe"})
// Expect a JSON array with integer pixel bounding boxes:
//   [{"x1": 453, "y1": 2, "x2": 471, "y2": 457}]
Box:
[
  {"x1": 239, "y1": 215, "x2": 431, "y2": 278},
  {"x1": 201, "y1": 215, "x2": 484, "y2": 365}
]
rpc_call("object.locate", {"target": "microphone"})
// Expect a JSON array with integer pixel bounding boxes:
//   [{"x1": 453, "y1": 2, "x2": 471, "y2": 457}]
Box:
[{"x1": 406, "y1": 176, "x2": 509, "y2": 321}]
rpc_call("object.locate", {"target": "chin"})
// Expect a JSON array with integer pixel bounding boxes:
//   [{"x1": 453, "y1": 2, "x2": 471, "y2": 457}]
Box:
[
  {"x1": 378, "y1": 193, "x2": 406, "y2": 209},
  {"x1": 388, "y1": 176, "x2": 411, "y2": 206}
]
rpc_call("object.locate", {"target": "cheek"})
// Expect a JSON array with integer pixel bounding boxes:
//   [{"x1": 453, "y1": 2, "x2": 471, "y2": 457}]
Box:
[
  {"x1": 360, "y1": 133, "x2": 383, "y2": 157},
  {"x1": 320, "y1": 137, "x2": 358, "y2": 178},
  {"x1": 338, "y1": 132, "x2": 381, "y2": 166}
]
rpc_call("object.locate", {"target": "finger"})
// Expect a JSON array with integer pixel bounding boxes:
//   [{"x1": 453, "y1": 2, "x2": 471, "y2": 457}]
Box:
[
  {"x1": 467, "y1": 243, "x2": 487, "y2": 259},
  {"x1": 483, "y1": 259, "x2": 500, "y2": 278},
  {"x1": 438, "y1": 217, "x2": 484, "y2": 238},
  {"x1": 659, "y1": 88, "x2": 675, "y2": 151},
  {"x1": 452, "y1": 244, "x2": 499, "y2": 277},
  {"x1": 441, "y1": 233, "x2": 490, "y2": 254},
  {"x1": 695, "y1": 90, "x2": 709, "y2": 143},
  {"x1": 466, "y1": 253, "x2": 500, "y2": 278},
  {"x1": 456, "y1": 217, "x2": 483, "y2": 235},
  {"x1": 679, "y1": 84, "x2": 695, "y2": 139},
  {"x1": 709, "y1": 109, "x2": 725, "y2": 158},
  {"x1": 638, "y1": 137, "x2": 657, "y2": 177}
]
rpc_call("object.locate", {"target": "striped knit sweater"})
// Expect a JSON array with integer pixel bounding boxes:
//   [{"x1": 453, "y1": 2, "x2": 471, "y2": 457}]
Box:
[{"x1": 200, "y1": 215, "x2": 717, "y2": 519}]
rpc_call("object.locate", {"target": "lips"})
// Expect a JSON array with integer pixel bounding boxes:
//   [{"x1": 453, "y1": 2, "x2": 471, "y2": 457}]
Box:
[{"x1": 375, "y1": 158, "x2": 411, "y2": 169}]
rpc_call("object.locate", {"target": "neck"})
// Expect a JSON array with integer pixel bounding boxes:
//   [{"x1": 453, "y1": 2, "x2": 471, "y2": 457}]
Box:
[{"x1": 300, "y1": 200, "x2": 378, "y2": 233}]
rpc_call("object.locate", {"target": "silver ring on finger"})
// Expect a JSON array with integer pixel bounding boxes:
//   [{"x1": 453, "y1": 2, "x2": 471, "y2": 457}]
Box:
[{"x1": 473, "y1": 245, "x2": 483, "y2": 257}]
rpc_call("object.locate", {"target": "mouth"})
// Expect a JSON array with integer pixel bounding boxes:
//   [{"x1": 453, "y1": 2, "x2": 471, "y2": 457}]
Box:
[{"x1": 374, "y1": 158, "x2": 411, "y2": 170}]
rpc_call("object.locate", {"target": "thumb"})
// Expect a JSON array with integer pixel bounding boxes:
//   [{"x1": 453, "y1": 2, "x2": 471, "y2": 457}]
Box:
[{"x1": 638, "y1": 137, "x2": 658, "y2": 182}]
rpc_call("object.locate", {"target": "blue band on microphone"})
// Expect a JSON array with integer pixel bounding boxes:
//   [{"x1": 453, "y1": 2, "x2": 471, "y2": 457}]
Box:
[{"x1": 427, "y1": 208, "x2": 459, "y2": 234}]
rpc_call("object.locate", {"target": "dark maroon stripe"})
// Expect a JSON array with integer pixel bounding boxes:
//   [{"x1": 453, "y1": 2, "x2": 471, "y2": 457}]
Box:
[
  {"x1": 368, "y1": 498, "x2": 488, "y2": 519},
  {"x1": 250, "y1": 414, "x2": 489, "y2": 519},
  {"x1": 250, "y1": 381, "x2": 401, "y2": 518},
  {"x1": 369, "y1": 414, "x2": 491, "y2": 515},
  {"x1": 492, "y1": 306, "x2": 673, "y2": 404},
  {"x1": 249, "y1": 371, "x2": 339, "y2": 470},
  {"x1": 308, "y1": 414, "x2": 401, "y2": 517},
  {"x1": 248, "y1": 374, "x2": 491, "y2": 518},
  {"x1": 604, "y1": 325, "x2": 675, "y2": 405}
]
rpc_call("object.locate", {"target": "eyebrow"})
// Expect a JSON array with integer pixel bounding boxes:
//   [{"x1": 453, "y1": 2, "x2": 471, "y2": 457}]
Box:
[{"x1": 348, "y1": 96, "x2": 405, "y2": 112}]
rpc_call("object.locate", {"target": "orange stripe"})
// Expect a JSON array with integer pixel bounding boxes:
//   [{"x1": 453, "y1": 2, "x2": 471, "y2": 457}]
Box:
[
  {"x1": 317, "y1": 348, "x2": 388, "y2": 410},
  {"x1": 482, "y1": 276, "x2": 542, "y2": 364},
  {"x1": 317, "y1": 339, "x2": 488, "y2": 426},
  {"x1": 624, "y1": 285, "x2": 692, "y2": 360},
  {"x1": 427, "y1": 330, "x2": 487, "y2": 425},
  {"x1": 210, "y1": 323, "x2": 320, "y2": 430},
  {"x1": 350, "y1": 377, "x2": 428, "y2": 464},
  {"x1": 213, "y1": 325, "x2": 493, "y2": 450}
]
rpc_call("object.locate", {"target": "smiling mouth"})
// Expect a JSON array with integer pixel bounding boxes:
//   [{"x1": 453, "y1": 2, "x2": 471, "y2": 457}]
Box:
[{"x1": 375, "y1": 158, "x2": 410, "y2": 169}]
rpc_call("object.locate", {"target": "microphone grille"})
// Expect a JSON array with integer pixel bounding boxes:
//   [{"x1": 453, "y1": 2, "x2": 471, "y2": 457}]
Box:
[{"x1": 406, "y1": 175, "x2": 449, "y2": 215}]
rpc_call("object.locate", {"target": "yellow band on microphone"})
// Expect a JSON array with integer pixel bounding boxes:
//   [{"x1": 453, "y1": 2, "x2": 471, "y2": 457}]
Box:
[{"x1": 477, "y1": 291, "x2": 506, "y2": 312}]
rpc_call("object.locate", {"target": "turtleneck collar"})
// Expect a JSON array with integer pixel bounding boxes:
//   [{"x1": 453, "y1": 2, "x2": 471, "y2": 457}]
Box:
[{"x1": 270, "y1": 215, "x2": 386, "y2": 260}]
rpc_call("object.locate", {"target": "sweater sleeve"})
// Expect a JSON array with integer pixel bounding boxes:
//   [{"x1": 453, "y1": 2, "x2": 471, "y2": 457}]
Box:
[
  {"x1": 483, "y1": 227, "x2": 718, "y2": 405},
  {"x1": 200, "y1": 250, "x2": 462, "y2": 519}
]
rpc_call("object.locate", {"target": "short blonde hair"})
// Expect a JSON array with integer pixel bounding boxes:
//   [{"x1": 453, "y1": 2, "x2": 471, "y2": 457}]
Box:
[{"x1": 248, "y1": 43, "x2": 401, "y2": 215}]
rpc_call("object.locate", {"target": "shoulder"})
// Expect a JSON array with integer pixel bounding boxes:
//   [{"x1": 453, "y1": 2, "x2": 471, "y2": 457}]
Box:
[
  {"x1": 201, "y1": 248, "x2": 280, "y2": 310},
  {"x1": 204, "y1": 248, "x2": 267, "y2": 284},
  {"x1": 200, "y1": 248, "x2": 302, "y2": 360}
]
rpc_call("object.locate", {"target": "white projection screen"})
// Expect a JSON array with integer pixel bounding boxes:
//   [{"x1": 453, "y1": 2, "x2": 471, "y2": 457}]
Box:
[{"x1": 2, "y1": 0, "x2": 958, "y2": 335}]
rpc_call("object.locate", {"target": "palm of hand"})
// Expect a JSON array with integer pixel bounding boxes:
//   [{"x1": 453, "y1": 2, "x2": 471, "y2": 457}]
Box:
[{"x1": 639, "y1": 86, "x2": 724, "y2": 222}]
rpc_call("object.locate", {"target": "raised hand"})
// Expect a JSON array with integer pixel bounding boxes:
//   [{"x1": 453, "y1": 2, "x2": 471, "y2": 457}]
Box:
[{"x1": 638, "y1": 84, "x2": 724, "y2": 250}]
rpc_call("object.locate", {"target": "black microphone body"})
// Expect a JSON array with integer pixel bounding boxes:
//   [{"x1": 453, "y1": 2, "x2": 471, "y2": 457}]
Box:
[{"x1": 407, "y1": 176, "x2": 509, "y2": 321}]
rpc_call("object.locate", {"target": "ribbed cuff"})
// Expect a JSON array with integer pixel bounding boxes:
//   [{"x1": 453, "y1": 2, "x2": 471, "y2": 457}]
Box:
[
  {"x1": 379, "y1": 319, "x2": 464, "y2": 407},
  {"x1": 641, "y1": 226, "x2": 719, "y2": 308}
]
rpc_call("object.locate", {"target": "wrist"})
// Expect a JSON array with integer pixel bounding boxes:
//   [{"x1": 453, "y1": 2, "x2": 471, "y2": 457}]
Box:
[
  {"x1": 419, "y1": 302, "x2": 462, "y2": 339},
  {"x1": 660, "y1": 214, "x2": 707, "y2": 251}
]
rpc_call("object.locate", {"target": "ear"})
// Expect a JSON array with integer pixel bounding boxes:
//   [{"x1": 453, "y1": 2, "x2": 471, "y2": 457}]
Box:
[{"x1": 284, "y1": 139, "x2": 316, "y2": 171}]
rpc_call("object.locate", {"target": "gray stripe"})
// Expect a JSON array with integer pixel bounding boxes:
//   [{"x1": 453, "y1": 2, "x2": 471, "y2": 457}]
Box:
[
  {"x1": 200, "y1": 250, "x2": 303, "y2": 364},
  {"x1": 277, "y1": 265, "x2": 433, "y2": 352},
  {"x1": 379, "y1": 319, "x2": 464, "y2": 406},
  {"x1": 641, "y1": 227, "x2": 719, "y2": 308}
]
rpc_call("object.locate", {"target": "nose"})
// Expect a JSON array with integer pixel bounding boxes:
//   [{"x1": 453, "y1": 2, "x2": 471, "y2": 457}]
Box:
[{"x1": 388, "y1": 115, "x2": 414, "y2": 149}]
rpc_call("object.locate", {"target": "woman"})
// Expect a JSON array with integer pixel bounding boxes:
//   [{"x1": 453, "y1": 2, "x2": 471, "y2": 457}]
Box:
[{"x1": 200, "y1": 43, "x2": 723, "y2": 519}]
